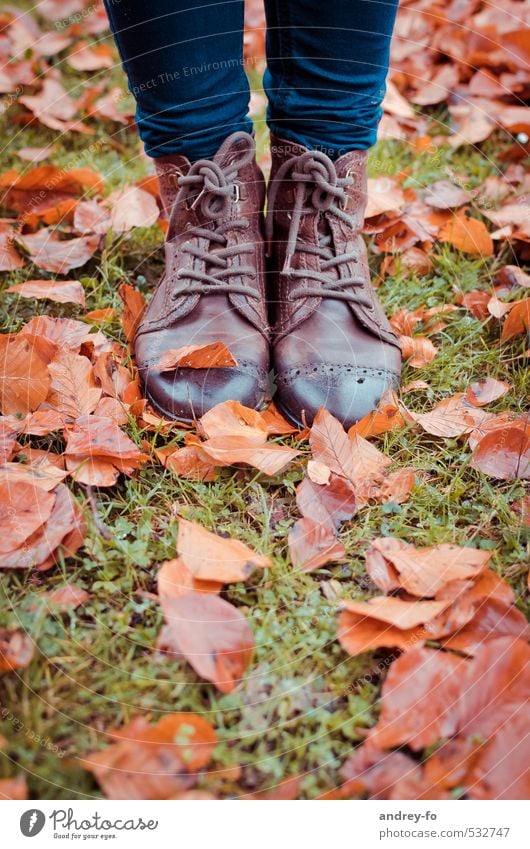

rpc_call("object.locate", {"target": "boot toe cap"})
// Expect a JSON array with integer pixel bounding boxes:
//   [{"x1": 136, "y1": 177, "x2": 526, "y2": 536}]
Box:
[
  {"x1": 141, "y1": 363, "x2": 267, "y2": 421},
  {"x1": 276, "y1": 363, "x2": 400, "y2": 429}
]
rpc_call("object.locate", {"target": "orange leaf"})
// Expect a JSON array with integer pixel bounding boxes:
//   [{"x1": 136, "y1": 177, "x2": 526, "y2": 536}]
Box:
[
  {"x1": 118, "y1": 283, "x2": 146, "y2": 345},
  {"x1": 438, "y1": 213, "x2": 493, "y2": 256},
  {"x1": 471, "y1": 425, "x2": 530, "y2": 480},
  {"x1": 81, "y1": 713, "x2": 217, "y2": 799},
  {"x1": 6, "y1": 278, "x2": 85, "y2": 306},
  {"x1": 177, "y1": 518, "x2": 270, "y2": 583},
  {"x1": 288, "y1": 517, "x2": 346, "y2": 572},
  {"x1": 0, "y1": 334, "x2": 51, "y2": 415},
  {"x1": 158, "y1": 592, "x2": 254, "y2": 693},
  {"x1": 153, "y1": 342, "x2": 238, "y2": 371},
  {"x1": 501, "y1": 297, "x2": 530, "y2": 341}
]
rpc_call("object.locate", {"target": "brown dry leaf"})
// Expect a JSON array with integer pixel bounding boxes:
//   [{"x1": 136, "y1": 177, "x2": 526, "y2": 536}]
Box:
[
  {"x1": 399, "y1": 335, "x2": 438, "y2": 367},
  {"x1": 496, "y1": 265, "x2": 530, "y2": 289},
  {"x1": 369, "y1": 637, "x2": 530, "y2": 753},
  {"x1": 348, "y1": 390, "x2": 412, "y2": 438},
  {"x1": 68, "y1": 41, "x2": 114, "y2": 71},
  {"x1": 64, "y1": 415, "x2": 149, "y2": 486},
  {"x1": 0, "y1": 231, "x2": 24, "y2": 271},
  {"x1": 261, "y1": 401, "x2": 299, "y2": 435},
  {"x1": 366, "y1": 178, "x2": 405, "y2": 218},
  {"x1": 0, "y1": 461, "x2": 67, "y2": 493},
  {"x1": 0, "y1": 481, "x2": 54, "y2": 554},
  {"x1": 177, "y1": 517, "x2": 270, "y2": 583},
  {"x1": 199, "y1": 435, "x2": 300, "y2": 476},
  {"x1": 199, "y1": 400, "x2": 268, "y2": 442},
  {"x1": 162, "y1": 444, "x2": 217, "y2": 481},
  {"x1": 19, "y1": 231, "x2": 100, "y2": 274},
  {"x1": 307, "y1": 459, "x2": 331, "y2": 485},
  {"x1": 19, "y1": 78, "x2": 92, "y2": 134},
  {"x1": 378, "y1": 467, "x2": 416, "y2": 503},
  {"x1": 73, "y1": 199, "x2": 112, "y2": 235},
  {"x1": 81, "y1": 713, "x2": 217, "y2": 800},
  {"x1": 106, "y1": 186, "x2": 160, "y2": 232},
  {"x1": 158, "y1": 591, "x2": 254, "y2": 693},
  {"x1": 47, "y1": 350, "x2": 102, "y2": 418},
  {"x1": 0, "y1": 629, "x2": 34, "y2": 673},
  {"x1": 0, "y1": 776, "x2": 28, "y2": 799},
  {"x1": 153, "y1": 343, "x2": 238, "y2": 371},
  {"x1": 368, "y1": 538, "x2": 491, "y2": 598},
  {"x1": 465, "y1": 378, "x2": 510, "y2": 407},
  {"x1": 288, "y1": 517, "x2": 346, "y2": 572},
  {"x1": 466, "y1": 712, "x2": 530, "y2": 800},
  {"x1": 45, "y1": 584, "x2": 89, "y2": 610},
  {"x1": 0, "y1": 333, "x2": 51, "y2": 415},
  {"x1": 381, "y1": 247, "x2": 433, "y2": 278},
  {"x1": 158, "y1": 557, "x2": 222, "y2": 601},
  {"x1": 296, "y1": 474, "x2": 357, "y2": 531},
  {"x1": 118, "y1": 283, "x2": 146, "y2": 345},
  {"x1": 310, "y1": 408, "x2": 390, "y2": 489},
  {"x1": 470, "y1": 425, "x2": 530, "y2": 480},
  {"x1": 6, "y1": 278, "x2": 85, "y2": 307},
  {"x1": 415, "y1": 392, "x2": 491, "y2": 438},
  {"x1": 0, "y1": 483, "x2": 85, "y2": 571},
  {"x1": 438, "y1": 213, "x2": 493, "y2": 256},
  {"x1": 424, "y1": 180, "x2": 470, "y2": 209},
  {"x1": 500, "y1": 298, "x2": 530, "y2": 341},
  {"x1": 338, "y1": 596, "x2": 447, "y2": 656}
]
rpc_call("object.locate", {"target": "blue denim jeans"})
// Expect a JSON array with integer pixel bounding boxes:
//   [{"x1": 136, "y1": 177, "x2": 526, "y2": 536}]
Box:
[{"x1": 104, "y1": 0, "x2": 399, "y2": 160}]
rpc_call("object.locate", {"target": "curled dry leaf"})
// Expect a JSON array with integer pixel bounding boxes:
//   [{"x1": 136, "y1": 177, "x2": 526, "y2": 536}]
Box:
[
  {"x1": 6, "y1": 279, "x2": 85, "y2": 307},
  {"x1": 19, "y1": 231, "x2": 100, "y2": 274},
  {"x1": 399, "y1": 335, "x2": 438, "y2": 368},
  {"x1": 118, "y1": 283, "x2": 146, "y2": 345},
  {"x1": 338, "y1": 596, "x2": 448, "y2": 656},
  {"x1": 0, "y1": 483, "x2": 85, "y2": 570},
  {"x1": 415, "y1": 392, "x2": 491, "y2": 438},
  {"x1": 288, "y1": 517, "x2": 346, "y2": 572},
  {"x1": 199, "y1": 400, "x2": 268, "y2": 442},
  {"x1": 158, "y1": 557, "x2": 222, "y2": 601},
  {"x1": 348, "y1": 390, "x2": 413, "y2": 438},
  {"x1": 500, "y1": 297, "x2": 530, "y2": 341},
  {"x1": 81, "y1": 713, "x2": 217, "y2": 800},
  {"x1": 465, "y1": 377, "x2": 510, "y2": 407},
  {"x1": 0, "y1": 629, "x2": 35, "y2": 673},
  {"x1": 366, "y1": 537, "x2": 491, "y2": 598},
  {"x1": 199, "y1": 436, "x2": 300, "y2": 476},
  {"x1": 296, "y1": 474, "x2": 357, "y2": 531},
  {"x1": 64, "y1": 415, "x2": 149, "y2": 486},
  {"x1": 153, "y1": 343, "x2": 238, "y2": 372},
  {"x1": 177, "y1": 517, "x2": 270, "y2": 583},
  {"x1": 0, "y1": 333, "x2": 51, "y2": 416}
]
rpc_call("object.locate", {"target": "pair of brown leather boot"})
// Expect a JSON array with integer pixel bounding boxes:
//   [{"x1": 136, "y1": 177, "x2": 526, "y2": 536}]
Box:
[{"x1": 135, "y1": 131, "x2": 401, "y2": 429}]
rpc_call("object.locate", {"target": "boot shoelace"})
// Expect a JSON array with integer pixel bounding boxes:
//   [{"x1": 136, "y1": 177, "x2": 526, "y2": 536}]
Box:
[
  {"x1": 265, "y1": 150, "x2": 372, "y2": 306},
  {"x1": 169, "y1": 134, "x2": 258, "y2": 301}
]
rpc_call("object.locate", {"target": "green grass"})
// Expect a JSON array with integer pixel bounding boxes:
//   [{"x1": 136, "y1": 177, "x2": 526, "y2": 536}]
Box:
[{"x1": 0, "y1": 59, "x2": 529, "y2": 799}]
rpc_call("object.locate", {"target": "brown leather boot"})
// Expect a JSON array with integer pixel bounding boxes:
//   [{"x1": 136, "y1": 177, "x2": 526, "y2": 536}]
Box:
[
  {"x1": 266, "y1": 135, "x2": 401, "y2": 429},
  {"x1": 135, "y1": 132, "x2": 269, "y2": 421}
]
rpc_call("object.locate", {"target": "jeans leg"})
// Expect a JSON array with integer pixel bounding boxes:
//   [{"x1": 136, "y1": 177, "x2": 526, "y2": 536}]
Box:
[
  {"x1": 264, "y1": 0, "x2": 399, "y2": 156},
  {"x1": 104, "y1": 0, "x2": 252, "y2": 160}
]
